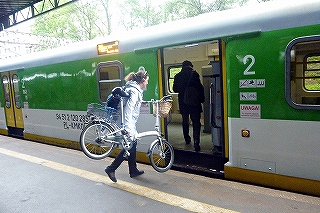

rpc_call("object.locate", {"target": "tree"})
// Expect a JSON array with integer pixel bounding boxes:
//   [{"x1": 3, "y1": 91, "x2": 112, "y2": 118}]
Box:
[
  {"x1": 31, "y1": 1, "x2": 106, "y2": 51},
  {"x1": 118, "y1": 0, "x2": 162, "y2": 30},
  {"x1": 98, "y1": 0, "x2": 113, "y2": 35},
  {"x1": 162, "y1": 0, "x2": 249, "y2": 22},
  {"x1": 29, "y1": 0, "x2": 267, "y2": 51}
]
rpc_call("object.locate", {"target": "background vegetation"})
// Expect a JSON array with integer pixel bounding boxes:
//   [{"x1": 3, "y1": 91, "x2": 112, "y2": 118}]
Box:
[{"x1": 30, "y1": 0, "x2": 273, "y2": 50}]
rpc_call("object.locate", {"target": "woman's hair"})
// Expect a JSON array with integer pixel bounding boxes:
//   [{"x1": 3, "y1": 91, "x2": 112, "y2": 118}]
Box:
[{"x1": 124, "y1": 66, "x2": 149, "y2": 84}]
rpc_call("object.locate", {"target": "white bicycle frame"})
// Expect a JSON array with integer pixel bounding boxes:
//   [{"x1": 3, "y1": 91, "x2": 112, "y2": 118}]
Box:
[
  {"x1": 134, "y1": 99, "x2": 161, "y2": 139},
  {"x1": 104, "y1": 96, "x2": 171, "y2": 157}
]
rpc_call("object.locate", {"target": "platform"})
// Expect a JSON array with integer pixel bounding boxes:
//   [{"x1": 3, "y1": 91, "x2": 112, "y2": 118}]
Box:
[{"x1": 0, "y1": 135, "x2": 319, "y2": 213}]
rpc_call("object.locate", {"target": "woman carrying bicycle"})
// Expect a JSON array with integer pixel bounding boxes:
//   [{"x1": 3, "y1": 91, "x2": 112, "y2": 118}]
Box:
[{"x1": 105, "y1": 66, "x2": 149, "y2": 182}]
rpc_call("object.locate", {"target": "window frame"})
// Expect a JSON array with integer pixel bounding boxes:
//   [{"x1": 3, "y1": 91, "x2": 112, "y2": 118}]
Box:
[
  {"x1": 285, "y1": 35, "x2": 320, "y2": 110},
  {"x1": 96, "y1": 60, "x2": 124, "y2": 103},
  {"x1": 167, "y1": 65, "x2": 182, "y2": 93}
]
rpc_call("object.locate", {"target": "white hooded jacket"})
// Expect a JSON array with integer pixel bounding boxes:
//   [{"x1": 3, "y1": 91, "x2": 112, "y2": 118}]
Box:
[{"x1": 123, "y1": 80, "x2": 144, "y2": 136}]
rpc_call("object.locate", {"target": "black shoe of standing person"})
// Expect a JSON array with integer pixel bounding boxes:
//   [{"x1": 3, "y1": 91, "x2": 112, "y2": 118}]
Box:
[
  {"x1": 130, "y1": 170, "x2": 144, "y2": 178},
  {"x1": 185, "y1": 136, "x2": 191, "y2": 145},
  {"x1": 105, "y1": 167, "x2": 117, "y2": 182},
  {"x1": 194, "y1": 141, "x2": 201, "y2": 152}
]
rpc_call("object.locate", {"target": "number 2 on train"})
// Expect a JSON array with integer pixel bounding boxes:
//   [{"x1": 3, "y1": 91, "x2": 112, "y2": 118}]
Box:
[{"x1": 243, "y1": 55, "x2": 255, "y2": 75}]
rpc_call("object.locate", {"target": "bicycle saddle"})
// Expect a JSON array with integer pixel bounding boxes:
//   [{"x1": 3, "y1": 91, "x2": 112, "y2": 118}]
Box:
[{"x1": 112, "y1": 87, "x2": 130, "y2": 97}]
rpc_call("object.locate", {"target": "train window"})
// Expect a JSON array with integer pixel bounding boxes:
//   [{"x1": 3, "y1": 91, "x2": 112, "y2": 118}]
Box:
[
  {"x1": 2, "y1": 76, "x2": 11, "y2": 108},
  {"x1": 168, "y1": 66, "x2": 181, "y2": 93},
  {"x1": 12, "y1": 74, "x2": 21, "y2": 109},
  {"x1": 304, "y1": 54, "x2": 320, "y2": 91},
  {"x1": 285, "y1": 36, "x2": 320, "y2": 109},
  {"x1": 96, "y1": 61, "x2": 124, "y2": 103}
]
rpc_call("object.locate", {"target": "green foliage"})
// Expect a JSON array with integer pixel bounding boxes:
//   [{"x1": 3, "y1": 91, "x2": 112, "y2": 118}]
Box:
[
  {"x1": 31, "y1": 1, "x2": 105, "y2": 51},
  {"x1": 30, "y1": 0, "x2": 263, "y2": 50},
  {"x1": 118, "y1": 0, "x2": 163, "y2": 30},
  {"x1": 305, "y1": 55, "x2": 320, "y2": 91},
  {"x1": 162, "y1": 0, "x2": 249, "y2": 21},
  {"x1": 168, "y1": 67, "x2": 181, "y2": 92}
]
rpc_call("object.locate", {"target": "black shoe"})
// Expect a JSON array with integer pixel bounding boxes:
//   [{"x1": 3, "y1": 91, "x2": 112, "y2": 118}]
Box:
[
  {"x1": 130, "y1": 170, "x2": 144, "y2": 178},
  {"x1": 194, "y1": 144, "x2": 201, "y2": 152},
  {"x1": 185, "y1": 136, "x2": 191, "y2": 145},
  {"x1": 105, "y1": 167, "x2": 117, "y2": 182}
]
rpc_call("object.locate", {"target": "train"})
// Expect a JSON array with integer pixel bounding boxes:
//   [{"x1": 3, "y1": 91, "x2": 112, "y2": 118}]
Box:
[{"x1": 0, "y1": 0, "x2": 319, "y2": 196}]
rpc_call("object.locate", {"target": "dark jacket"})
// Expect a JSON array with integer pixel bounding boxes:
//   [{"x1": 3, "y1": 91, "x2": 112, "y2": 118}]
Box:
[{"x1": 173, "y1": 67, "x2": 205, "y2": 114}]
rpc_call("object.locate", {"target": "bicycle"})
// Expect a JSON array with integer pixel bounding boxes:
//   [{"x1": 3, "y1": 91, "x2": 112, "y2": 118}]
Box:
[{"x1": 79, "y1": 88, "x2": 174, "y2": 173}]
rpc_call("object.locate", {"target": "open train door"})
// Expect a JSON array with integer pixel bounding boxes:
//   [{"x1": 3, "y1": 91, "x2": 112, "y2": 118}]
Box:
[
  {"x1": 163, "y1": 39, "x2": 228, "y2": 176},
  {"x1": 1, "y1": 71, "x2": 24, "y2": 137},
  {"x1": 202, "y1": 40, "x2": 228, "y2": 158}
]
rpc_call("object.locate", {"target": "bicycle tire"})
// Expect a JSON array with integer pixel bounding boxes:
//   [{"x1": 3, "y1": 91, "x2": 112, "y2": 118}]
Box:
[
  {"x1": 80, "y1": 121, "x2": 117, "y2": 160},
  {"x1": 149, "y1": 139, "x2": 174, "y2": 172}
]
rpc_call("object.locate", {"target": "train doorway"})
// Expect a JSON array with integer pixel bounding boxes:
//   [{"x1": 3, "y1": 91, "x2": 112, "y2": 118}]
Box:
[
  {"x1": 162, "y1": 40, "x2": 227, "y2": 175},
  {"x1": 1, "y1": 71, "x2": 24, "y2": 137}
]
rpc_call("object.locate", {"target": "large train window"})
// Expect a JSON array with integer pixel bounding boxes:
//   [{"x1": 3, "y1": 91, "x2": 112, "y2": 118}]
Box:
[
  {"x1": 12, "y1": 74, "x2": 21, "y2": 109},
  {"x1": 96, "y1": 61, "x2": 124, "y2": 103},
  {"x1": 2, "y1": 76, "x2": 11, "y2": 108},
  {"x1": 168, "y1": 65, "x2": 181, "y2": 93},
  {"x1": 285, "y1": 36, "x2": 320, "y2": 110}
]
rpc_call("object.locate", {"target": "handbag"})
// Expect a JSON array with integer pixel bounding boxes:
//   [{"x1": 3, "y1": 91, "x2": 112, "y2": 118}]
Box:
[{"x1": 183, "y1": 72, "x2": 201, "y2": 106}]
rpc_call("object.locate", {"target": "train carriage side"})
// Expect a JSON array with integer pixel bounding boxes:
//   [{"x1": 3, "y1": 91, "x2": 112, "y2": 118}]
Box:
[
  {"x1": 0, "y1": 42, "x2": 160, "y2": 158},
  {"x1": 0, "y1": 0, "x2": 319, "y2": 197},
  {"x1": 224, "y1": 23, "x2": 320, "y2": 195}
]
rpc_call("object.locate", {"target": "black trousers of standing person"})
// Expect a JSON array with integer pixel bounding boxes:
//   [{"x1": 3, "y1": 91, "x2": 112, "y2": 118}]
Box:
[
  {"x1": 181, "y1": 112, "x2": 201, "y2": 151},
  {"x1": 107, "y1": 141, "x2": 139, "y2": 174}
]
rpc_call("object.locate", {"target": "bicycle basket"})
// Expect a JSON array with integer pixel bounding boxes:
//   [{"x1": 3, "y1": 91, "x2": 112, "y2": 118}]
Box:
[
  {"x1": 87, "y1": 103, "x2": 115, "y2": 121},
  {"x1": 153, "y1": 101, "x2": 172, "y2": 118}
]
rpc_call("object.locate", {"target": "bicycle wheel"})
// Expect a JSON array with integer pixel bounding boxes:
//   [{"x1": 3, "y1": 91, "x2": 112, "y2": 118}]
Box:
[
  {"x1": 149, "y1": 139, "x2": 174, "y2": 172},
  {"x1": 80, "y1": 121, "x2": 117, "y2": 160}
]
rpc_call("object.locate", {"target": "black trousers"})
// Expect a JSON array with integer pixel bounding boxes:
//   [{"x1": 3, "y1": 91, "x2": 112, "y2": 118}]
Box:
[
  {"x1": 107, "y1": 142, "x2": 139, "y2": 174},
  {"x1": 181, "y1": 112, "x2": 201, "y2": 143}
]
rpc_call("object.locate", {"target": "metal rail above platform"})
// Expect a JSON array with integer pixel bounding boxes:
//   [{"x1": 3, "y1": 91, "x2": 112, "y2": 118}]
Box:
[{"x1": 0, "y1": 0, "x2": 78, "y2": 31}]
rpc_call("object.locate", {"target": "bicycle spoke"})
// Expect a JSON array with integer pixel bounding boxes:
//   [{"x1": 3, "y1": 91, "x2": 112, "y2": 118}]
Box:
[
  {"x1": 80, "y1": 122, "x2": 116, "y2": 160},
  {"x1": 149, "y1": 140, "x2": 174, "y2": 172}
]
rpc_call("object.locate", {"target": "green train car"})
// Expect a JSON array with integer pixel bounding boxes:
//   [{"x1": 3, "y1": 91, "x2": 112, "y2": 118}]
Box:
[{"x1": 0, "y1": 0, "x2": 319, "y2": 196}]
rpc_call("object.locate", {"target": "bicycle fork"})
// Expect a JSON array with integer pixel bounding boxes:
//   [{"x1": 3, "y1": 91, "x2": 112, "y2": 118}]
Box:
[{"x1": 146, "y1": 137, "x2": 163, "y2": 157}]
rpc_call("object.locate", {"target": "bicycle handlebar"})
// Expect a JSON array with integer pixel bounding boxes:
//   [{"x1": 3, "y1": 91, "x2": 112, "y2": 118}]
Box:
[
  {"x1": 143, "y1": 95, "x2": 172, "y2": 103},
  {"x1": 160, "y1": 95, "x2": 172, "y2": 101}
]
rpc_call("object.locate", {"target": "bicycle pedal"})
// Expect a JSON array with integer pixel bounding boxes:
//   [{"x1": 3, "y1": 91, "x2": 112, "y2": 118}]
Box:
[{"x1": 123, "y1": 142, "x2": 131, "y2": 149}]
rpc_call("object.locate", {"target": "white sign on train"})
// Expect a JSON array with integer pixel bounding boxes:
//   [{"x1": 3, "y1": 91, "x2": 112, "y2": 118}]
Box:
[
  {"x1": 240, "y1": 92, "x2": 257, "y2": 101},
  {"x1": 239, "y1": 79, "x2": 265, "y2": 88},
  {"x1": 240, "y1": 104, "x2": 261, "y2": 119}
]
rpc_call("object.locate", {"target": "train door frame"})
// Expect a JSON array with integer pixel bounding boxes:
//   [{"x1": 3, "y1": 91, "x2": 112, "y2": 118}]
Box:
[
  {"x1": 214, "y1": 40, "x2": 228, "y2": 158},
  {"x1": 1, "y1": 71, "x2": 24, "y2": 137},
  {"x1": 161, "y1": 39, "x2": 228, "y2": 158},
  {"x1": 201, "y1": 40, "x2": 227, "y2": 158},
  {"x1": 220, "y1": 40, "x2": 228, "y2": 159}
]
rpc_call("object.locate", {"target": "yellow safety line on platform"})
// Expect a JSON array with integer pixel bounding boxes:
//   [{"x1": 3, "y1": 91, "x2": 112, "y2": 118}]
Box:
[{"x1": 0, "y1": 147, "x2": 238, "y2": 213}]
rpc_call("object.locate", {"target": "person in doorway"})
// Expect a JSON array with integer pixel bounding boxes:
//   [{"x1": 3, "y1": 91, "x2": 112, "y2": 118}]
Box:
[
  {"x1": 173, "y1": 60, "x2": 205, "y2": 152},
  {"x1": 105, "y1": 66, "x2": 149, "y2": 182}
]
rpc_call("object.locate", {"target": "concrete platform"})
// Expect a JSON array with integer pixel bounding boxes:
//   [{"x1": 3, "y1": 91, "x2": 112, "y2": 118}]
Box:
[{"x1": 0, "y1": 135, "x2": 319, "y2": 213}]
